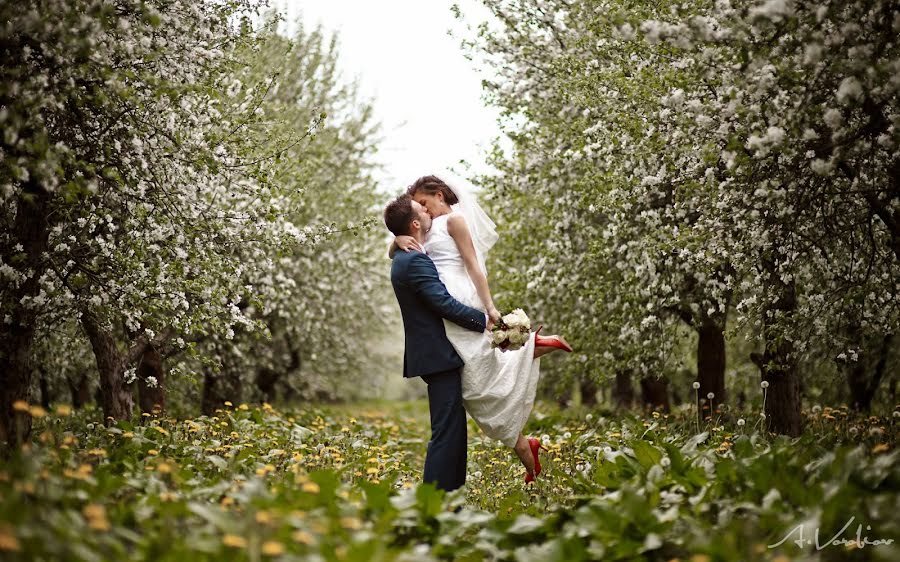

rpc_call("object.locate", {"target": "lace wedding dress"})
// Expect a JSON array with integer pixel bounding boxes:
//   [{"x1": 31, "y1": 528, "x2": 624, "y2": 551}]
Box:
[{"x1": 424, "y1": 211, "x2": 541, "y2": 448}]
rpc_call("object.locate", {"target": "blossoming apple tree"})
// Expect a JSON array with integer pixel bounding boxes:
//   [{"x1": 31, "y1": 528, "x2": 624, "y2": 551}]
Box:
[{"x1": 466, "y1": 0, "x2": 899, "y2": 434}]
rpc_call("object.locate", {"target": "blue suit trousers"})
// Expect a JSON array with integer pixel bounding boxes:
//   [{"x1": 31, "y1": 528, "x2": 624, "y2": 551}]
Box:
[{"x1": 421, "y1": 368, "x2": 467, "y2": 491}]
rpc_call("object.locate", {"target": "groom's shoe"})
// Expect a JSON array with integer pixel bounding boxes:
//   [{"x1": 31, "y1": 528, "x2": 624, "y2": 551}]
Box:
[{"x1": 534, "y1": 325, "x2": 573, "y2": 353}]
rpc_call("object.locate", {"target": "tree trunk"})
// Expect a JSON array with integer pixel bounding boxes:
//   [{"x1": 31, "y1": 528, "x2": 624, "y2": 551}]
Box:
[
  {"x1": 696, "y1": 319, "x2": 727, "y2": 421},
  {"x1": 0, "y1": 180, "x2": 50, "y2": 450},
  {"x1": 612, "y1": 370, "x2": 634, "y2": 409},
  {"x1": 38, "y1": 367, "x2": 52, "y2": 410},
  {"x1": 255, "y1": 367, "x2": 280, "y2": 403},
  {"x1": 201, "y1": 369, "x2": 242, "y2": 416},
  {"x1": 67, "y1": 372, "x2": 92, "y2": 409},
  {"x1": 581, "y1": 376, "x2": 599, "y2": 407},
  {"x1": 80, "y1": 312, "x2": 134, "y2": 423},
  {"x1": 640, "y1": 376, "x2": 670, "y2": 412},
  {"x1": 761, "y1": 257, "x2": 802, "y2": 437},
  {"x1": 137, "y1": 346, "x2": 165, "y2": 415},
  {"x1": 848, "y1": 334, "x2": 894, "y2": 412}
]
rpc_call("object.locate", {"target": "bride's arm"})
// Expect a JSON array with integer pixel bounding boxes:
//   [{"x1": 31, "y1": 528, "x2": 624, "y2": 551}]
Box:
[
  {"x1": 387, "y1": 236, "x2": 422, "y2": 258},
  {"x1": 446, "y1": 214, "x2": 501, "y2": 323}
]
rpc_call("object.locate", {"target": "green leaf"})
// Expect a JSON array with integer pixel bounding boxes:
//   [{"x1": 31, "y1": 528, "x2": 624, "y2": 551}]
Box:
[{"x1": 630, "y1": 440, "x2": 663, "y2": 469}]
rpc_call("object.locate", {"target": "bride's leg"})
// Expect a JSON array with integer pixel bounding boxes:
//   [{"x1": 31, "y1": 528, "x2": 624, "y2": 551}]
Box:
[
  {"x1": 513, "y1": 434, "x2": 536, "y2": 474},
  {"x1": 534, "y1": 346, "x2": 556, "y2": 359}
]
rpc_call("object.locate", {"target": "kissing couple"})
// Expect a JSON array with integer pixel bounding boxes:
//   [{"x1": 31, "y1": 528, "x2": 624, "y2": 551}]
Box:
[{"x1": 383, "y1": 171, "x2": 573, "y2": 491}]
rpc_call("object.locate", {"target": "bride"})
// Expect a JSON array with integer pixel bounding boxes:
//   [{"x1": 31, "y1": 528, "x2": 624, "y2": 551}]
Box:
[{"x1": 390, "y1": 171, "x2": 572, "y2": 484}]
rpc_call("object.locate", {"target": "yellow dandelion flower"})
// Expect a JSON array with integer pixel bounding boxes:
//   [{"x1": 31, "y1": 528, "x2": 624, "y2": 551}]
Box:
[
  {"x1": 87, "y1": 448, "x2": 107, "y2": 457},
  {"x1": 83, "y1": 504, "x2": 106, "y2": 519},
  {"x1": 238, "y1": 404, "x2": 249, "y2": 411},
  {"x1": 122, "y1": 431, "x2": 134, "y2": 438},
  {"x1": 55, "y1": 405, "x2": 72, "y2": 417},
  {"x1": 88, "y1": 517, "x2": 110, "y2": 531},
  {"x1": 292, "y1": 530, "x2": 316, "y2": 545},
  {"x1": 340, "y1": 517, "x2": 362, "y2": 530},
  {"x1": 255, "y1": 511, "x2": 273, "y2": 524},
  {"x1": 261, "y1": 541, "x2": 285, "y2": 556},
  {"x1": 221, "y1": 497, "x2": 235, "y2": 507},
  {"x1": 872, "y1": 443, "x2": 889, "y2": 454},
  {"x1": 301, "y1": 481, "x2": 320, "y2": 494},
  {"x1": 156, "y1": 462, "x2": 172, "y2": 474},
  {"x1": 0, "y1": 525, "x2": 21, "y2": 552},
  {"x1": 148, "y1": 449, "x2": 159, "y2": 456},
  {"x1": 222, "y1": 534, "x2": 247, "y2": 548},
  {"x1": 224, "y1": 401, "x2": 233, "y2": 407},
  {"x1": 689, "y1": 555, "x2": 711, "y2": 562},
  {"x1": 12, "y1": 400, "x2": 29, "y2": 412}
]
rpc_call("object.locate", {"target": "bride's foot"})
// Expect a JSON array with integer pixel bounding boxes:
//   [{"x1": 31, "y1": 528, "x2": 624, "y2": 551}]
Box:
[
  {"x1": 514, "y1": 436, "x2": 536, "y2": 480},
  {"x1": 534, "y1": 325, "x2": 573, "y2": 353},
  {"x1": 527, "y1": 437, "x2": 547, "y2": 477}
]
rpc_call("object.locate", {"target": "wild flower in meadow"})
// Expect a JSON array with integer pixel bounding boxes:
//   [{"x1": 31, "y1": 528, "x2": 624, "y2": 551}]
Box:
[
  {"x1": 222, "y1": 534, "x2": 247, "y2": 548},
  {"x1": 261, "y1": 541, "x2": 285, "y2": 556},
  {"x1": 0, "y1": 525, "x2": 21, "y2": 552}
]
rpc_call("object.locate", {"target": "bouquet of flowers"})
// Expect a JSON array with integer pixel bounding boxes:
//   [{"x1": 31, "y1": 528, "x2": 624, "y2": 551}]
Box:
[{"x1": 490, "y1": 308, "x2": 532, "y2": 351}]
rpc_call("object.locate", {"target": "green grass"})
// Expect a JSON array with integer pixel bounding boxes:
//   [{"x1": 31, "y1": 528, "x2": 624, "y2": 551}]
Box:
[{"x1": 1, "y1": 400, "x2": 897, "y2": 561}]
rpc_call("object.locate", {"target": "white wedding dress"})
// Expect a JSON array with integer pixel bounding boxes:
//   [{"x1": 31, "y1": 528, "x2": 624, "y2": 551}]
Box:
[{"x1": 424, "y1": 211, "x2": 542, "y2": 448}]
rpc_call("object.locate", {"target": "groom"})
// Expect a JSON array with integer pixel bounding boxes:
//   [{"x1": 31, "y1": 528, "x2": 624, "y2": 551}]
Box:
[{"x1": 383, "y1": 193, "x2": 491, "y2": 491}]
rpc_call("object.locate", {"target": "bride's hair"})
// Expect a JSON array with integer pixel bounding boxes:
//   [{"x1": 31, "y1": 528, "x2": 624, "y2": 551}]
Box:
[{"x1": 408, "y1": 175, "x2": 459, "y2": 205}]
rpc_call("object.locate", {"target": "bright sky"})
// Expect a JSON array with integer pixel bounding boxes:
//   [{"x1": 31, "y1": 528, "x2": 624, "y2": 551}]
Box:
[{"x1": 278, "y1": 0, "x2": 501, "y2": 193}]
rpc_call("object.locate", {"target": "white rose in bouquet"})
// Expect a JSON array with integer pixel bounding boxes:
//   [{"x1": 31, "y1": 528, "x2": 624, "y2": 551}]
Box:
[
  {"x1": 508, "y1": 330, "x2": 529, "y2": 346},
  {"x1": 491, "y1": 308, "x2": 532, "y2": 351},
  {"x1": 502, "y1": 308, "x2": 531, "y2": 330}
]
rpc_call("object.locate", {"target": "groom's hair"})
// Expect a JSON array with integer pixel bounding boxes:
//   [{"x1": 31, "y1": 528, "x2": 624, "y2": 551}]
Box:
[
  {"x1": 384, "y1": 193, "x2": 417, "y2": 236},
  {"x1": 408, "y1": 175, "x2": 459, "y2": 205}
]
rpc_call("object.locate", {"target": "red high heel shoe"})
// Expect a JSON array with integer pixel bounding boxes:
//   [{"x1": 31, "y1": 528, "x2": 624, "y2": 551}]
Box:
[
  {"x1": 524, "y1": 437, "x2": 548, "y2": 484},
  {"x1": 534, "y1": 325, "x2": 573, "y2": 353}
]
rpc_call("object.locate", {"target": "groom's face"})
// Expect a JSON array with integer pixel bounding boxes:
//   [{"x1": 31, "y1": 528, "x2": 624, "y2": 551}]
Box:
[{"x1": 411, "y1": 200, "x2": 432, "y2": 233}]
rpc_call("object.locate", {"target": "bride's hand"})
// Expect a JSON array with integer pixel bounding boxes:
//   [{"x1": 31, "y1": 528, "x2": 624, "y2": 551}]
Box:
[
  {"x1": 395, "y1": 235, "x2": 422, "y2": 253},
  {"x1": 488, "y1": 307, "x2": 501, "y2": 325}
]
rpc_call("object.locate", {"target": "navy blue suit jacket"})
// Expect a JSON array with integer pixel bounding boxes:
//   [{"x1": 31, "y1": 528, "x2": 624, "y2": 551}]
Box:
[{"x1": 391, "y1": 250, "x2": 487, "y2": 378}]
